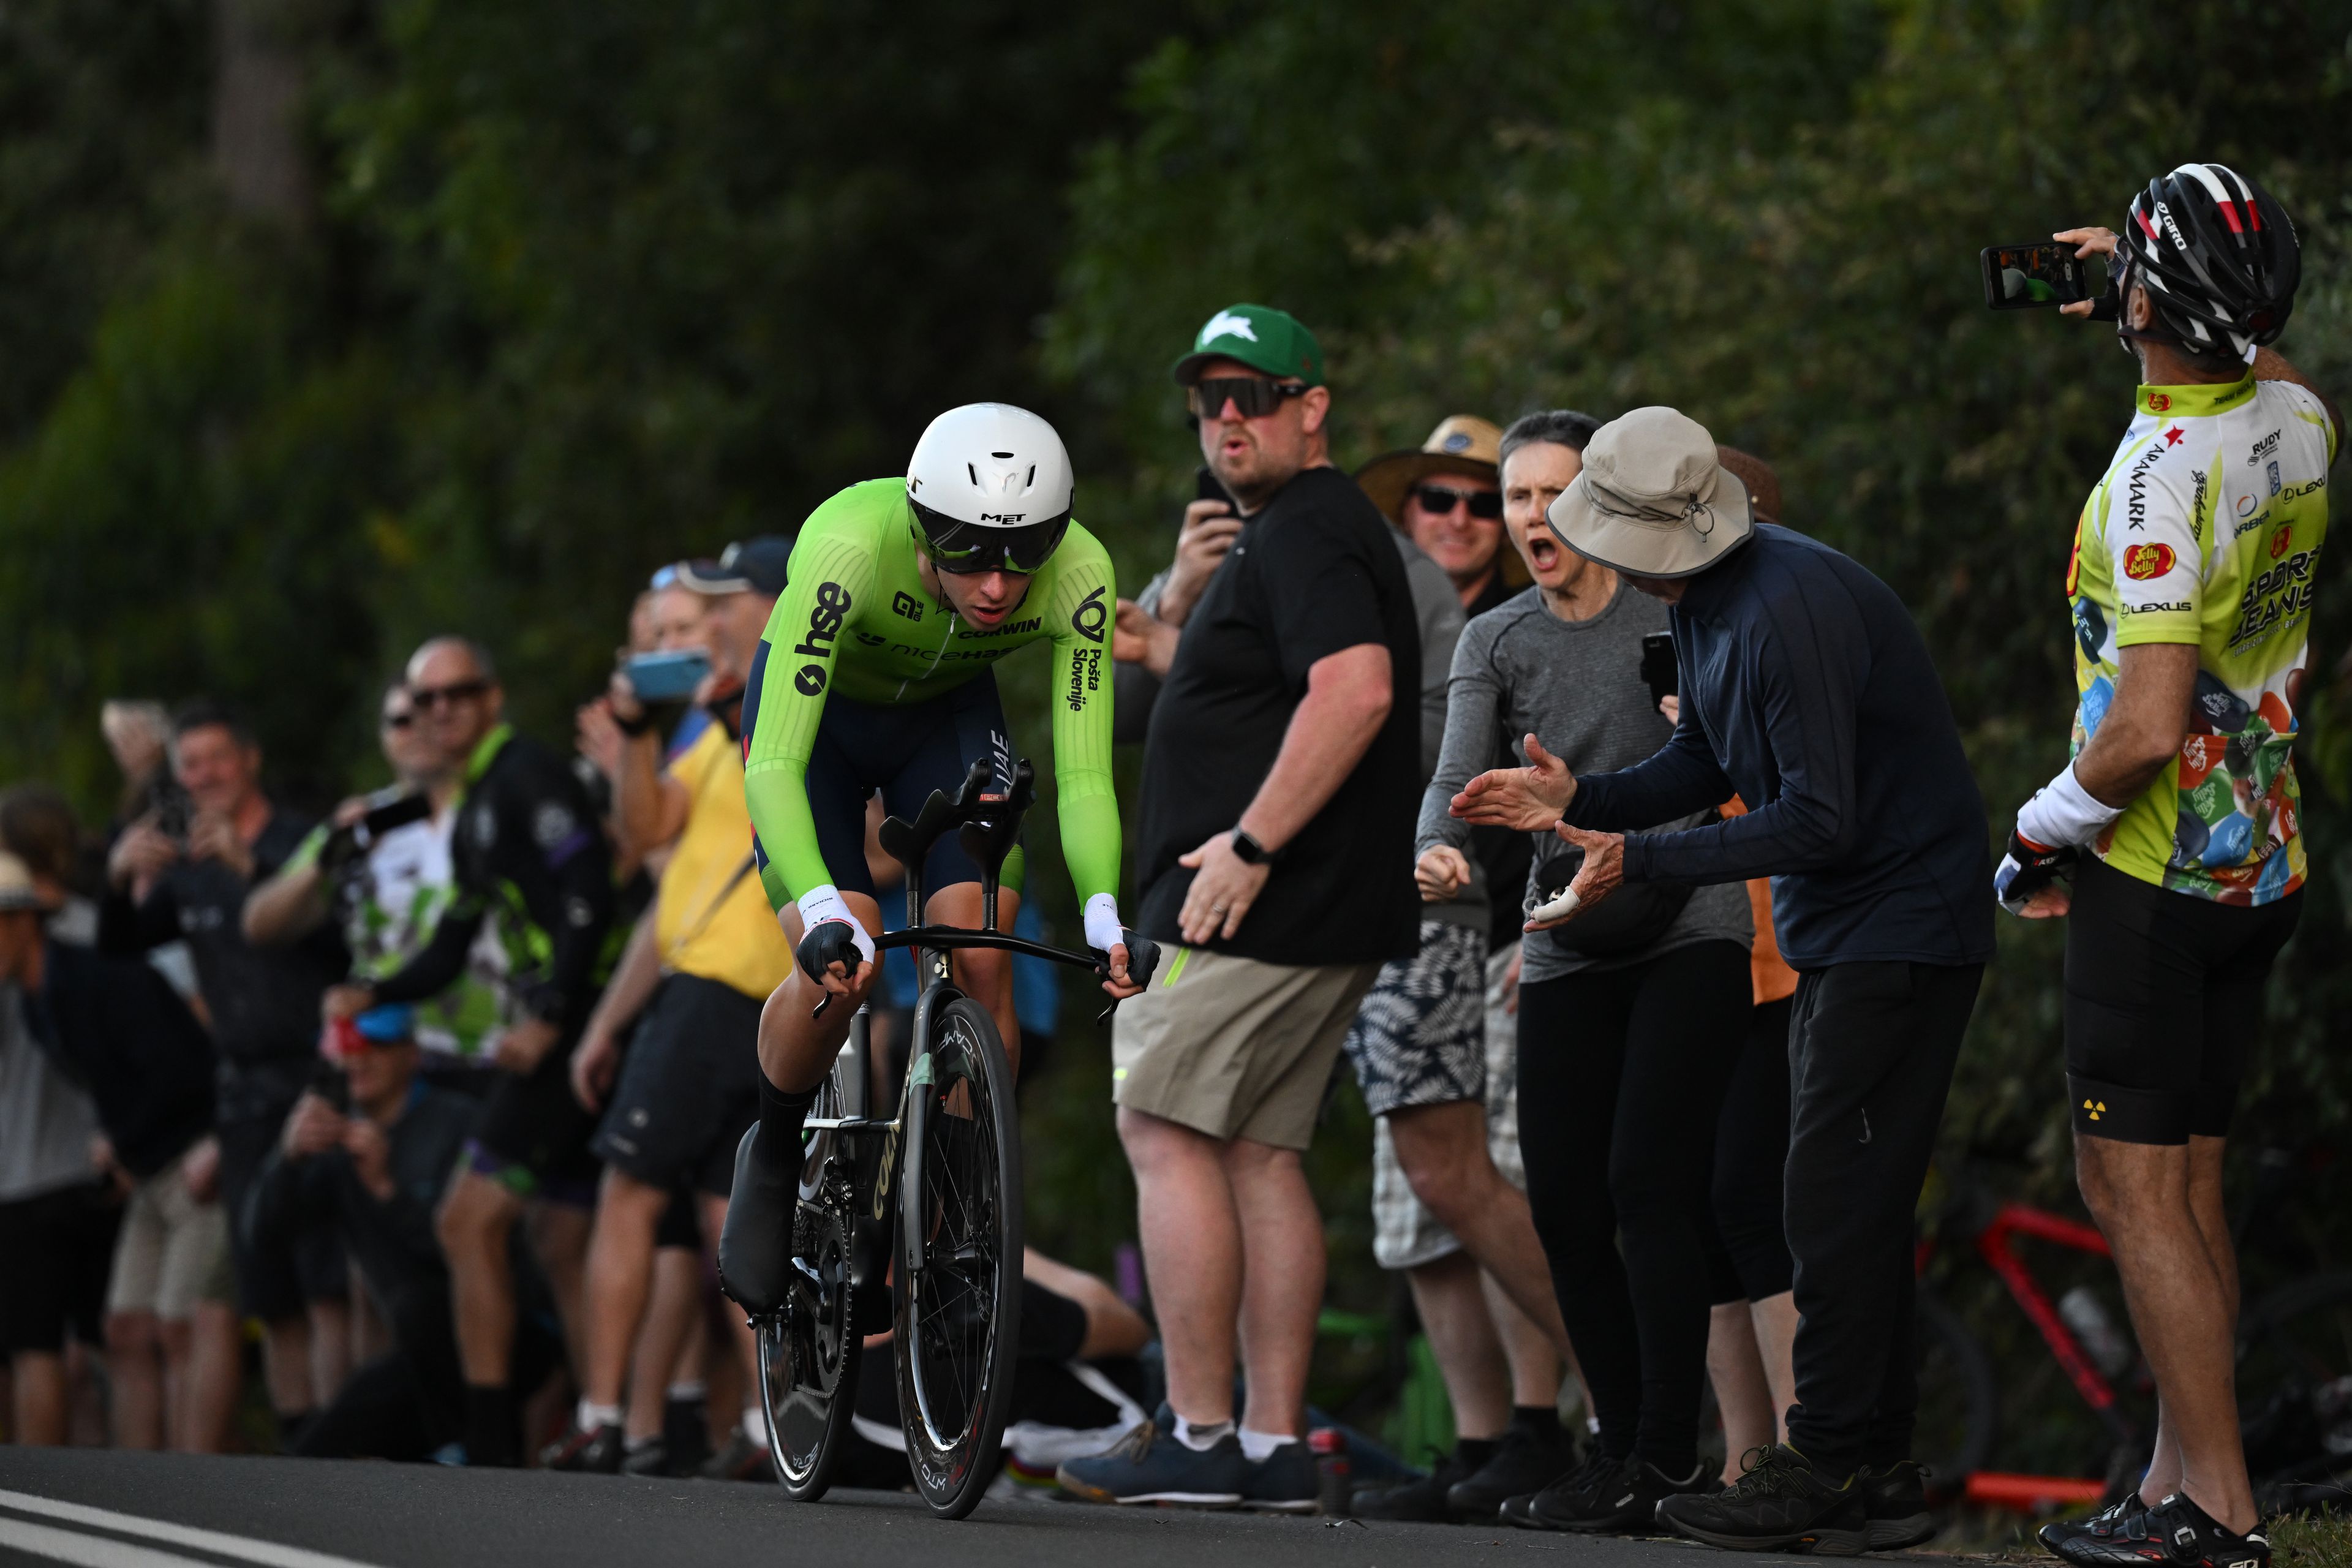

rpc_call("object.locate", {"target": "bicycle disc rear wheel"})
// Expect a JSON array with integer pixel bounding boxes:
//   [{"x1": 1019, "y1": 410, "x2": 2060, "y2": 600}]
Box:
[
  {"x1": 893, "y1": 996, "x2": 1022, "y2": 1518},
  {"x1": 760, "y1": 1052, "x2": 863, "y2": 1498}
]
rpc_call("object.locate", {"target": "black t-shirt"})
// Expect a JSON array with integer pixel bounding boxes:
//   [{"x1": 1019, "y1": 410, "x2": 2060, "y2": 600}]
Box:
[
  {"x1": 100, "y1": 807, "x2": 348, "y2": 1072},
  {"x1": 1136, "y1": 465, "x2": 1421, "y2": 966},
  {"x1": 29, "y1": 939, "x2": 216, "y2": 1179}
]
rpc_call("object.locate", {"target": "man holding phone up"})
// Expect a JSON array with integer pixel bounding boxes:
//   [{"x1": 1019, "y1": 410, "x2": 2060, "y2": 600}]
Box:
[{"x1": 1997, "y1": 166, "x2": 2340, "y2": 1568}]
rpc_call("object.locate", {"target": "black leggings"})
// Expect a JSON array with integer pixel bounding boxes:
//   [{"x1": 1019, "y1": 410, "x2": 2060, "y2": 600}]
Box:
[
  {"x1": 1518, "y1": 940, "x2": 1752, "y2": 1473},
  {"x1": 1710, "y1": 995, "x2": 1795, "y2": 1303}
]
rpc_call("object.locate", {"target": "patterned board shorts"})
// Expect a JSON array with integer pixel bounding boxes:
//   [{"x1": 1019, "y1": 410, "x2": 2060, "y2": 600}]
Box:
[
  {"x1": 1341, "y1": 920, "x2": 1490, "y2": 1118},
  {"x1": 1365, "y1": 937, "x2": 1528, "y2": 1272}
]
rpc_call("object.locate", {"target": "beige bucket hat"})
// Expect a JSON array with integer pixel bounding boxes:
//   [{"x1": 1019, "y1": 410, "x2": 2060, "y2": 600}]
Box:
[
  {"x1": 1545, "y1": 407, "x2": 1754, "y2": 579},
  {"x1": 0, "y1": 851, "x2": 50, "y2": 913}
]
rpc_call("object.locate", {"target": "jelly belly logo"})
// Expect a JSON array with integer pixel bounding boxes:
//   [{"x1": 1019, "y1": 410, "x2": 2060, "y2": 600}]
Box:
[
  {"x1": 2271, "y1": 524, "x2": 2293, "y2": 559},
  {"x1": 2124, "y1": 543, "x2": 2176, "y2": 581}
]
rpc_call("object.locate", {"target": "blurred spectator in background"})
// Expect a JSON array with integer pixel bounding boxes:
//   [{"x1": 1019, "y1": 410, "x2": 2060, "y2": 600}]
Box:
[
  {"x1": 246, "y1": 1005, "x2": 503, "y2": 1460},
  {"x1": 1341, "y1": 415, "x2": 1585, "y2": 1524},
  {"x1": 247, "y1": 681, "x2": 500, "y2": 1087},
  {"x1": 4, "y1": 785, "x2": 236, "y2": 1453},
  {"x1": 326, "y1": 637, "x2": 615, "y2": 1467},
  {"x1": 101, "y1": 701, "x2": 353, "y2": 1448},
  {"x1": 580, "y1": 571, "x2": 717, "y2": 884},
  {"x1": 1065, "y1": 305, "x2": 1419, "y2": 1511},
  {"x1": 552, "y1": 538, "x2": 791, "y2": 1476},
  {"x1": 0, "y1": 849, "x2": 116, "y2": 1446}
]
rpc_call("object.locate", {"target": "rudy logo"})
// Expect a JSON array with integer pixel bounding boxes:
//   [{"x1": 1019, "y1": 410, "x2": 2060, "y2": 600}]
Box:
[
  {"x1": 1071, "y1": 585, "x2": 1107, "y2": 644},
  {"x1": 2124, "y1": 543, "x2": 2176, "y2": 581},
  {"x1": 2083, "y1": 1098, "x2": 2107, "y2": 1122}
]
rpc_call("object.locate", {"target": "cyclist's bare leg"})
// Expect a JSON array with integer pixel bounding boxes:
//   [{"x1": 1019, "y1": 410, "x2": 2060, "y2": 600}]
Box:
[
  {"x1": 919, "y1": 883, "x2": 1020, "y2": 1077},
  {"x1": 1407, "y1": 1250, "x2": 1512, "y2": 1441},
  {"x1": 758, "y1": 893, "x2": 887, "y2": 1095},
  {"x1": 1227, "y1": 1136, "x2": 1322, "y2": 1439},
  {"x1": 2138, "y1": 1133, "x2": 2233, "y2": 1503},
  {"x1": 2076, "y1": 1132, "x2": 2253, "y2": 1532}
]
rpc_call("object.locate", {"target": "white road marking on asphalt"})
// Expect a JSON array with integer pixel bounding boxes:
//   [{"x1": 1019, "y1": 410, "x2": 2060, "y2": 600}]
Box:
[
  {"x1": 0, "y1": 1516, "x2": 225, "y2": 1568},
  {"x1": 0, "y1": 1490, "x2": 385, "y2": 1568}
]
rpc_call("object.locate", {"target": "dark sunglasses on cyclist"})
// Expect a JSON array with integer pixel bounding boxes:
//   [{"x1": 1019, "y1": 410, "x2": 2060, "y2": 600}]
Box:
[
  {"x1": 380, "y1": 709, "x2": 415, "y2": 731},
  {"x1": 1410, "y1": 483, "x2": 1504, "y2": 520},
  {"x1": 911, "y1": 499, "x2": 1071, "y2": 576},
  {"x1": 1187, "y1": 377, "x2": 1310, "y2": 423},
  {"x1": 409, "y1": 679, "x2": 489, "y2": 710}
]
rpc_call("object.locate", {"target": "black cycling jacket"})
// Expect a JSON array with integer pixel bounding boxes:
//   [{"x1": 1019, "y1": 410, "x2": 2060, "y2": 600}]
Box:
[{"x1": 370, "y1": 725, "x2": 614, "y2": 1028}]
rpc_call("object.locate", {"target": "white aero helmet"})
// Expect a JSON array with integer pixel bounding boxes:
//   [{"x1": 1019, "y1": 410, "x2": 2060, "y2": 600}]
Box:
[{"x1": 904, "y1": 402, "x2": 1075, "y2": 574}]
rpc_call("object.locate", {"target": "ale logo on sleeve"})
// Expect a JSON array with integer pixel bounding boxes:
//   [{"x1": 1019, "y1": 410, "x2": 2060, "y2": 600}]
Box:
[{"x1": 2124, "y1": 543, "x2": 2177, "y2": 581}]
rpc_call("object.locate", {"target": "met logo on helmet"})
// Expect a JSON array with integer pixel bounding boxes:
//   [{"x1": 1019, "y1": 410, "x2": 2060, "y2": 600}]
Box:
[{"x1": 979, "y1": 511, "x2": 1026, "y2": 524}]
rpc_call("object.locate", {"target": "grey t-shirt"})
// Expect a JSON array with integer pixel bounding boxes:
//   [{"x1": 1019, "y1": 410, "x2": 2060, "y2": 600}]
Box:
[
  {"x1": 0, "y1": 982, "x2": 103, "y2": 1202},
  {"x1": 1416, "y1": 582, "x2": 1751, "y2": 982}
]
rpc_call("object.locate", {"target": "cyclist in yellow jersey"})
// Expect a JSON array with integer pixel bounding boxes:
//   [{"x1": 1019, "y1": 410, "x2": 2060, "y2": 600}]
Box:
[
  {"x1": 1996, "y1": 166, "x2": 2342, "y2": 1568},
  {"x1": 717, "y1": 404, "x2": 1143, "y2": 1317}
]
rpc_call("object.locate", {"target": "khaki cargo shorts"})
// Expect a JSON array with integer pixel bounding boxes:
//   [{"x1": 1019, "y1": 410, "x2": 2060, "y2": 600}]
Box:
[
  {"x1": 1111, "y1": 946, "x2": 1379, "y2": 1151},
  {"x1": 108, "y1": 1147, "x2": 233, "y2": 1321}
]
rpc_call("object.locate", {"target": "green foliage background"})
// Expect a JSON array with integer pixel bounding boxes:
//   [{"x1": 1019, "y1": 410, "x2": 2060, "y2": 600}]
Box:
[{"x1": 6, "y1": 0, "x2": 2352, "y2": 1468}]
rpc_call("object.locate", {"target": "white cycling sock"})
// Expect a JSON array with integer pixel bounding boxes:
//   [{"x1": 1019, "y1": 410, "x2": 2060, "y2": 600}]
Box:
[
  {"x1": 741, "y1": 1405, "x2": 768, "y2": 1446},
  {"x1": 1172, "y1": 1415, "x2": 1234, "y2": 1452},
  {"x1": 665, "y1": 1381, "x2": 706, "y2": 1404},
  {"x1": 1238, "y1": 1428, "x2": 1297, "y2": 1463},
  {"x1": 577, "y1": 1399, "x2": 622, "y2": 1432}
]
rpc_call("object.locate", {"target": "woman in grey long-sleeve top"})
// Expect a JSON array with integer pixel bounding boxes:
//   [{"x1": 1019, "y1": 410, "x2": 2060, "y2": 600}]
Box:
[{"x1": 1412, "y1": 413, "x2": 1752, "y2": 1527}]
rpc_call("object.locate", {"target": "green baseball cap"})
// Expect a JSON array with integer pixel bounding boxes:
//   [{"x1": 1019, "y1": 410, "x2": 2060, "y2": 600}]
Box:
[{"x1": 1170, "y1": 303, "x2": 1325, "y2": 388}]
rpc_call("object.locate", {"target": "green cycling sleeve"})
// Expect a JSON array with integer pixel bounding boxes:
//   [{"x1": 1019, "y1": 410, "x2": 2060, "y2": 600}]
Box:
[
  {"x1": 743, "y1": 507, "x2": 882, "y2": 910},
  {"x1": 1038, "y1": 532, "x2": 1121, "y2": 905}
]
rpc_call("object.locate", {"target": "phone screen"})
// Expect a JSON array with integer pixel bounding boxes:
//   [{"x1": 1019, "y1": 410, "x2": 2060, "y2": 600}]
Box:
[{"x1": 1981, "y1": 243, "x2": 2093, "y2": 311}]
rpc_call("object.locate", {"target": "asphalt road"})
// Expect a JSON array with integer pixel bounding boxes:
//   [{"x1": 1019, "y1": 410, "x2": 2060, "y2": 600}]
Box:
[{"x1": 0, "y1": 1449, "x2": 1885, "y2": 1568}]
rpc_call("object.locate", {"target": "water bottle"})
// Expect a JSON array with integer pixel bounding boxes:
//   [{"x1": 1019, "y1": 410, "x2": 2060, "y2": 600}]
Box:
[
  {"x1": 1310, "y1": 1427, "x2": 1351, "y2": 1517},
  {"x1": 2059, "y1": 1286, "x2": 2132, "y2": 1379}
]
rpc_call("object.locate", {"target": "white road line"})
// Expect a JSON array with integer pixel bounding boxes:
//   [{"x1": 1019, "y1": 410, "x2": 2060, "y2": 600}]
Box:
[
  {"x1": 0, "y1": 1516, "x2": 225, "y2": 1568},
  {"x1": 0, "y1": 1490, "x2": 385, "y2": 1568}
]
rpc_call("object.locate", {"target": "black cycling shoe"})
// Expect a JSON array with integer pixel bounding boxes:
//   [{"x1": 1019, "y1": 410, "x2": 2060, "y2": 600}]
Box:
[
  {"x1": 2038, "y1": 1492, "x2": 2143, "y2": 1556},
  {"x1": 699, "y1": 1425, "x2": 775, "y2": 1483},
  {"x1": 618, "y1": 1437, "x2": 669, "y2": 1477},
  {"x1": 1530, "y1": 1453, "x2": 1710, "y2": 1534},
  {"x1": 2048, "y1": 1491, "x2": 2269, "y2": 1568},
  {"x1": 541, "y1": 1421, "x2": 624, "y2": 1474},
  {"x1": 716, "y1": 1124, "x2": 802, "y2": 1317},
  {"x1": 1861, "y1": 1460, "x2": 1938, "y2": 1550},
  {"x1": 1501, "y1": 1447, "x2": 1621, "y2": 1531},
  {"x1": 1446, "y1": 1422, "x2": 1581, "y2": 1520},
  {"x1": 1654, "y1": 1443, "x2": 1869, "y2": 1554}
]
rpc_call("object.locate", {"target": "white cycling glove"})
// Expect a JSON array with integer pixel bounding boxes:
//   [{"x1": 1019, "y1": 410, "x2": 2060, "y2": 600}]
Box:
[
  {"x1": 794, "y1": 884, "x2": 875, "y2": 967},
  {"x1": 1084, "y1": 893, "x2": 1127, "y2": 955},
  {"x1": 2015, "y1": 761, "x2": 2124, "y2": 852}
]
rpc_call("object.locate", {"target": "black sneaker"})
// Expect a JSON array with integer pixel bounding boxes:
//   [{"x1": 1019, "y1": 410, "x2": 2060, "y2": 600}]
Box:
[
  {"x1": 2047, "y1": 1491, "x2": 2269, "y2": 1568},
  {"x1": 1528, "y1": 1453, "x2": 1709, "y2": 1534},
  {"x1": 2038, "y1": 1492, "x2": 2143, "y2": 1556},
  {"x1": 1241, "y1": 1439, "x2": 1318, "y2": 1513},
  {"x1": 717, "y1": 1126, "x2": 802, "y2": 1317},
  {"x1": 698, "y1": 1425, "x2": 775, "y2": 1483},
  {"x1": 1861, "y1": 1460, "x2": 1937, "y2": 1550},
  {"x1": 1446, "y1": 1421, "x2": 1581, "y2": 1520},
  {"x1": 1654, "y1": 1443, "x2": 1869, "y2": 1554},
  {"x1": 1353, "y1": 1450, "x2": 1480, "y2": 1523},
  {"x1": 541, "y1": 1421, "x2": 624, "y2": 1473},
  {"x1": 1501, "y1": 1447, "x2": 1621, "y2": 1531},
  {"x1": 1056, "y1": 1406, "x2": 1246, "y2": 1508},
  {"x1": 659, "y1": 1395, "x2": 710, "y2": 1476}
]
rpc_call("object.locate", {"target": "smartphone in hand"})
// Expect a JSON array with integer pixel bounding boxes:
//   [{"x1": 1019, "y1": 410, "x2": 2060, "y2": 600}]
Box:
[
  {"x1": 1640, "y1": 631, "x2": 1678, "y2": 712},
  {"x1": 1196, "y1": 466, "x2": 1235, "y2": 510},
  {"x1": 622, "y1": 649, "x2": 711, "y2": 703},
  {"x1": 1981, "y1": 243, "x2": 2098, "y2": 310}
]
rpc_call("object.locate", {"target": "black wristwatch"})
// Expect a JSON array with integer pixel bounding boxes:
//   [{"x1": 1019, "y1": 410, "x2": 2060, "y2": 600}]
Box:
[{"x1": 1230, "y1": 828, "x2": 1273, "y2": 866}]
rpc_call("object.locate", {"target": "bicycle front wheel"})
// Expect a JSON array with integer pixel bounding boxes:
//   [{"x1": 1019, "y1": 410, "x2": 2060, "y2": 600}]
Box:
[
  {"x1": 760, "y1": 1030, "x2": 867, "y2": 1499},
  {"x1": 893, "y1": 996, "x2": 1022, "y2": 1518}
]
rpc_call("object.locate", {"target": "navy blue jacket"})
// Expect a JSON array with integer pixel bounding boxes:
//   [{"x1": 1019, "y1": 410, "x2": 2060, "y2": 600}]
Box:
[{"x1": 1562, "y1": 526, "x2": 1993, "y2": 971}]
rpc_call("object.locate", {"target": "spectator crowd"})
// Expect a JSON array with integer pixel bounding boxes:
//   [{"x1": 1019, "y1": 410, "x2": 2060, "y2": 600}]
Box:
[{"x1": 0, "y1": 160, "x2": 2329, "y2": 1566}]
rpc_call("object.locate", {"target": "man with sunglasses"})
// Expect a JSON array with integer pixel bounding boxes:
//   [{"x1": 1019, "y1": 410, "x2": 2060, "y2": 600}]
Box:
[
  {"x1": 717, "y1": 403, "x2": 1141, "y2": 1325},
  {"x1": 324, "y1": 636, "x2": 617, "y2": 1466},
  {"x1": 1060, "y1": 305, "x2": 1420, "y2": 1511}
]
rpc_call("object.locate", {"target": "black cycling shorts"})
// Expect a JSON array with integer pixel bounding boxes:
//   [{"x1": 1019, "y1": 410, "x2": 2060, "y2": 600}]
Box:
[
  {"x1": 467, "y1": 1031, "x2": 601, "y2": 1207},
  {"x1": 0, "y1": 1182, "x2": 120, "y2": 1354},
  {"x1": 590, "y1": 973, "x2": 764, "y2": 1198},
  {"x1": 2064, "y1": 855, "x2": 2301, "y2": 1145},
  {"x1": 755, "y1": 665, "x2": 1024, "y2": 903}
]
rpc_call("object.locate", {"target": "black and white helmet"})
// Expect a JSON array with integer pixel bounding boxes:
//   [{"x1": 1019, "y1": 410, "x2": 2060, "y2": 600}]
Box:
[
  {"x1": 904, "y1": 402, "x2": 1074, "y2": 575},
  {"x1": 2119, "y1": 164, "x2": 2299, "y2": 365}
]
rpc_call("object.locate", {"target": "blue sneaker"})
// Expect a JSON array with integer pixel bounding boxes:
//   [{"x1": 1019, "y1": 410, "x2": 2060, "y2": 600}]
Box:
[
  {"x1": 1242, "y1": 1438, "x2": 1318, "y2": 1513},
  {"x1": 1057, "y1": 1406, "x2": 1246, "y2": 1508}
]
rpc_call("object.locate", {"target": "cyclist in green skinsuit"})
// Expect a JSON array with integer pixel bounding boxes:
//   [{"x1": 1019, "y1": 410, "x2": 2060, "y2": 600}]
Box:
[{"x1": 719, "y1": 402, "x2": 1142, "y2": 1317}]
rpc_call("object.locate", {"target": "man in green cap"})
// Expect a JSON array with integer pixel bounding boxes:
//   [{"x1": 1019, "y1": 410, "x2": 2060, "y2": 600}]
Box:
[{"x1": 1063, "y1": 304, "x2": 1422, "y2": 1510}]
